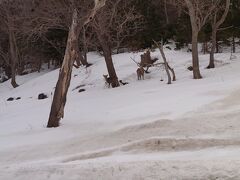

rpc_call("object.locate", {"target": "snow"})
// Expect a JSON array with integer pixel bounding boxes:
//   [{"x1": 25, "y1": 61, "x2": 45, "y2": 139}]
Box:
[{"x1": 1, "y1": 47, "x2": 240, "y2": 179}]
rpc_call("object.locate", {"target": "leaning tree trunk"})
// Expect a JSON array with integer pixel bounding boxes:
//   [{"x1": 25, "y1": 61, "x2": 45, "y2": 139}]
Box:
[
  {"x1": 9, "y1": 29, "x2": 19, "y2": 88},
  {"x1": 153, "y1": 40, "x2": 172, "y2": 84},
  {"x1": 191, "y1": 32, "x2": 202, "y2": 79},
  {"x1": 47, "y1": 10, "x2": 80, "y2": 128},
  {"x1": 98, "y1": 35, "x2": 119, "y2": 88},
  {"x1": 102, "y1": 44, "x2": 120, "y2": 88},
  {"x1": 47, "y1": 0, "x2": 107, "y2": 127},
  {"x1": 207, "y1": 28, "x2": 217, "y2": 69}
]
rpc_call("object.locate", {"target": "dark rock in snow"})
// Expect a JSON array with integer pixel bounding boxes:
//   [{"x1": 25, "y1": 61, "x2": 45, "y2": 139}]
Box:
[
  {"x1": 78, "y1": 89, "x2": 86, "y2": 93},
  {"x1": 16, "y1": 97, "x2": 21, "y2": 100},
  {"x1": 119, "y1": 80, "x2": 129, "y2": 86},
  {"x1": 7, "y1": 97, "x2": 14, "y2": 101},
  {"x1": 38, "y1": 93, "x2": 48, "y2": 100},
  {"x1": 187, "y1": 66, "x2": 193, "y2": 71}
]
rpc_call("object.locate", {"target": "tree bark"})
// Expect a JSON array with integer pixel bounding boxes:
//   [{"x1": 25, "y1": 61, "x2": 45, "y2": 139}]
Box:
[
  {"x1": 95, "y1": 30, "x2": 119, "y2": 88},
  {"x1": 208, "y1": 28, "x2": 217, "y2": 69},
  {"x1": 216, "y1": 39, "x2": 219, "y2": 53},
  {"x1": 153, "y1": 40, "x2": 172, "y2": 84},
  {"x1": 232, "y1": 35, "x2": 235, "y2": 53},
  {"x1": 184, "y1": 0, "x2": 202, "y2": 79},
  {"x1": 167, "y1": 64, "x2": 176, "y2": 81},
  {"x1": 9, "y1": 29, "x2": 19, "y2": 88},
  {"x1": 191, "y1": 32, "x2": 202, "y2": 79},
  {"x1": 207, "y1": 0, "x2": 230, "y2": 69},
  {"x1": 164, "y1": 0, "x2": 169, "y2": 24},
  {"x1": 47, "y1": 10, "x2": 80, "y2": 128},
  {"x1": 82, "y1": 26, "x2": 89, "y2": 66},
  {"x1": 102, "y1": 43, "x2": 120, "y2": 88}
]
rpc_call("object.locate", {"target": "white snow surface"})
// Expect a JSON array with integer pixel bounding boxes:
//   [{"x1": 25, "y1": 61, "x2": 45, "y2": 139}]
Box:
[{"x1": 1, "y1": 48, "x2": 240, "y2": 179}]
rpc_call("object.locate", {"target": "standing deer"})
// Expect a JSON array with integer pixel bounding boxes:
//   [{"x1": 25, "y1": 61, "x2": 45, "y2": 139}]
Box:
[
  {"x1": 136, "y1": 67, "x2": 145, "y2": 80},
  {"x1": 103, "y1": 74, "x2": 113, "y2": 88}
]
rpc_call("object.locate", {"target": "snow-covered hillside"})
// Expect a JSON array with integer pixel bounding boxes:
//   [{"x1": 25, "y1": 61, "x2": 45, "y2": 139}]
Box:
[{"x1": 1, "y1": 48, "x2": 240, "y2": 179}]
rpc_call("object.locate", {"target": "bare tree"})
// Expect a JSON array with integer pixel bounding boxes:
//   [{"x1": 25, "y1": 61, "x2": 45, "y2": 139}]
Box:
[
  {"x1": 207, "y1": 0, "x2": 230, "y2": 69},
  {"x1": 91, "y1": 0, "x2": 142, "y2": 88},
  {"x1": 0, "y1": 0, "x2": 24, "y2": 87},
  {"x1": 153, "y1": 40, "x2": 176, "y2": 84},
  {"x1": 0, "y1": 33, "x2": 10, "y2": 76},
  {"x1": 22, "y1": 0, "x2": 92, "y2": 68},
  {"x1": 178, "y1": 0, "x2": 220, "y2": 79},
  {"x1": 47, "y1": 0, "x2": 106, "y2": 128}
]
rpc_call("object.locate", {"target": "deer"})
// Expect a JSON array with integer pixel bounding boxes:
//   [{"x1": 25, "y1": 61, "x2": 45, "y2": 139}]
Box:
[
  {"x1": 136, "y1": 66, "x2": 145, "y2": 80},
  {"x1": 103, "y1": 74, "x2": 113, "y2": 88}
]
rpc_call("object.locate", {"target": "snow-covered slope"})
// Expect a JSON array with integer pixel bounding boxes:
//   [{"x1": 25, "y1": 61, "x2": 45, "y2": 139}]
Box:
[{"x1": 1, "y1": 49, "x2": 240, "y2": 179}]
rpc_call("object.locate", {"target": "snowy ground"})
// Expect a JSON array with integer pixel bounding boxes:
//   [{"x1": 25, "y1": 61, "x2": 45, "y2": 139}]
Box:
[{"x1": 1, "y1": 47, "x2": 240, "y2": 179}]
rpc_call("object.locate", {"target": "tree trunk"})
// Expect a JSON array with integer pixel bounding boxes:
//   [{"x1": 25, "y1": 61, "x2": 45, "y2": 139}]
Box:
[
  {"x1": 79, "y1": 51, "x2": 89, "y2": 66},
  {"x1": 191, "y1": 32, "x2": 202, "y2": 79},
  {"x1": 202, "y1": 42, "x2": 207, "y2": 54},
  {"x1": 216, "y1": 39, "x2": 219, "y2": 53},
  {"x1": 102, "y1": 44, "x2": 120, "y2": 88},
  {"x1": 47, "y1": 10, "x2": 80, "y2": 128},
  {"x1": 167, "y1": 64, "x2": 176, "y2": 81},
  {"x1": 47, "y1": 0, "x2": 107, "y2": 127},
  {"x1": 82, "y1": 26, "x2": 89, "y2": 66},
  {"x1": 207, "y1": 28, "x2": 217, "y2": 69},
  {"x1": 164, "y1": 0, "x2": 169, "y2": 24},
  {"x1": 232, "y1": 35, "x2": 235, "y2": 53},
  {"x1": 153, "y1": 40, "x2": 172, "y2": 84},
  {"x1": 207, "y1": 0, "x2": 230, "y2": 69},
  {"x1": 9, "y1": 30, "x2": 19, "y2": 88},
  {"x1": 96, "y1": 32, "x2": 119, "y2": 88}
]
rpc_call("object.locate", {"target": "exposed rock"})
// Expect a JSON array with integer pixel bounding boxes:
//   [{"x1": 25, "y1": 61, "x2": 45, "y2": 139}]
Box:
[
  {"x1": 78, "y1": 89, "x2": 86, "y2": 93},
  {"x1": 38, "y1": 93, "x2": 48, "y2": 100},
  {"x1": 187, "y1": 66, "x2": 193, "y2": 71},
  {"x1": 7, "y1": 97, "x2": 14, "y2": 101}
]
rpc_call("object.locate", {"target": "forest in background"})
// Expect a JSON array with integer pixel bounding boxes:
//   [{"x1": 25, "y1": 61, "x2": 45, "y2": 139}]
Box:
[{"x1": 0, "y1": 0, "x2": 239, "y2": 82}]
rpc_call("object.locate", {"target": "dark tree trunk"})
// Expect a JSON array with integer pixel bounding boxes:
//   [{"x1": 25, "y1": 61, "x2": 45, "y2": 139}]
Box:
[
  {"x1": 79, "y1": 51, "x2": 89, "y2": 66},
  {"x1": 192, "y1": 33, "x2": 202, "y2": 79},
  {"x1": 202, "y1": 42, "x2": 207, "y2": 54},
  {"x1": 102, "y1": 44, "x2": 119, "y2": 88},
  {"x1": 167, "y1": 64, "x2": 176, "y2": 81},
  {"x1": 47, "y1": 10, "x2": 80, "y2": 128},
  {"x1": 96, "y1": 32, "x2": 119, "y2": 88},
  {"x1": 164, "y1": 0, "x2": 169, "y2": 24},
  {"x1": 48, "y1": 60, "x2": 50, "y2": 69},
  {"x1": 5, "y1": 65, "x2": 11, "y2": 79},
  {"x1": 75, "y1": 27, "x2": 90, "y2": 67},
  {"x1": 232, "y1": 36, "x2": 235, "y2": 53},
  {"x1": 82, "y1": 26, "x2": 89, "y2": 66},
  {"x1": 97, "y1": 33, "x2": 120, "y2": 88},
  {"x1": 37, "y1": 59, "x2": 42, "y2": 72},
  {"x1": 216, "y1": 40, "x2": 219, "y2": 53},
  {"x1": 18, "y1": 61, "x2": 24, "y2": 75},
  {"x1": 207, "y1": 28, "x2": 217, "y2": 69},
  {"x1": 153, "y1": 40, "x2": 172, "y2": 84},
  {"x1": 9, "y1": 30, "x2": 19, "y2": 88}
]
